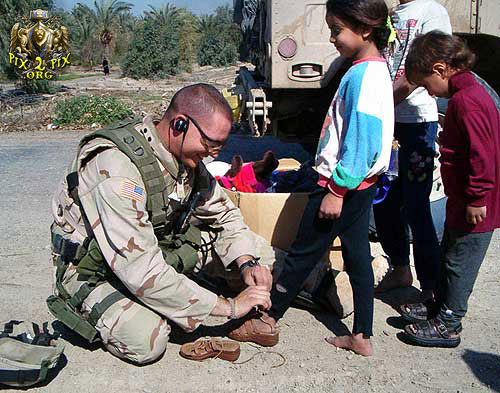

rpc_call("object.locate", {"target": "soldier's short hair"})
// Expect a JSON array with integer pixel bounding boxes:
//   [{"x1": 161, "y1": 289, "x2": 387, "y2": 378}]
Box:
[{"x1": 164, "y1": 83, "x2": 232, "y2": 123}]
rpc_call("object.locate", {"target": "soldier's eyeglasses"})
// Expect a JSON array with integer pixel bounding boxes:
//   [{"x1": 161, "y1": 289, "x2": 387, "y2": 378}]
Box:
[{"x1": 185, "y1": 114, "x2": 228, "y2": 154}]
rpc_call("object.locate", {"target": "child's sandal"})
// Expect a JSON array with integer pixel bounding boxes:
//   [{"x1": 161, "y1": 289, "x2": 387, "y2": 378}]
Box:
[
  {"x1": 399, "y1": 302, "x2": 430, "y2": 323},
  {"x1": 403, "y1": 318, "x2": 461, "y2": 348}
]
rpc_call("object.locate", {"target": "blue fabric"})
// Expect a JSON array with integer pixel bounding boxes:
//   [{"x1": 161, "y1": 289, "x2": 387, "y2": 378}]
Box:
[
  {"x1": 373, "y1": 122, "x2": 441, "y2": 290},
  {"x1": 332, "y1": 63, "x2": 383, "y2": 189}
]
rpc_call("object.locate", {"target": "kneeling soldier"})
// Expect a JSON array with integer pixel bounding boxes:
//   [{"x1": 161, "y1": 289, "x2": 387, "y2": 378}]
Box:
[{"x1": 48, "y1": 84, "x2": 278, "y2": 364}]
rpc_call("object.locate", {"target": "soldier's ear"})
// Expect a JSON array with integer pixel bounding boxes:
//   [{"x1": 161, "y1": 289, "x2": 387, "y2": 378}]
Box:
[{"x1": 226, "y1": 155, "x2": 243, "y2": 177}]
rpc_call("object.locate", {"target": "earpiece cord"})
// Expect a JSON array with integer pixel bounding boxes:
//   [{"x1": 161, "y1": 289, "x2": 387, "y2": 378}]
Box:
[{"x1": 178, "y1": 121, "x2": 188, "y2": 178}]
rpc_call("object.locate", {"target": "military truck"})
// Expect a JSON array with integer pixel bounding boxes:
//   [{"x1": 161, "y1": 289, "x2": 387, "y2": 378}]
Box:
[{"x1": 232, "y1": 0, "x2": 500, "y2": 137}]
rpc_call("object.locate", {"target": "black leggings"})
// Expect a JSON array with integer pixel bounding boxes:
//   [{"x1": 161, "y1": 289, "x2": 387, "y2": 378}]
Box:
[{"x1": 269, "y1": 184, "x2": 376, "y2": 336}]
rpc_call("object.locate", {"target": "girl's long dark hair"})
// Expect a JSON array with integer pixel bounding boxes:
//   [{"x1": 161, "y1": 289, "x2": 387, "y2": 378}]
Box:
[{"x1": 326, "y1": 0, "x2": 390, "y2": 50}]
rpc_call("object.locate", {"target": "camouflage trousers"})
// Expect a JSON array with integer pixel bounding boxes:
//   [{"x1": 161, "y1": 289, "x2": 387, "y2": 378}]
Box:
[{"x1": 55, "y1": 232, "x2": 277, "y2": 365}]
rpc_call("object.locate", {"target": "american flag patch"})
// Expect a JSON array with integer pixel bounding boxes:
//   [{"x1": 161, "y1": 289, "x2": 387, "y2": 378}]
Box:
[{"x1": 121, "y1": 181, "x2": 144, "y2": 202}]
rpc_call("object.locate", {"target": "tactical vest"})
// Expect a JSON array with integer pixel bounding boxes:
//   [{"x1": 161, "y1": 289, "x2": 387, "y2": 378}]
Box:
[{"x1": 47, "y1": 118, "x2": 208, "y2": 343}]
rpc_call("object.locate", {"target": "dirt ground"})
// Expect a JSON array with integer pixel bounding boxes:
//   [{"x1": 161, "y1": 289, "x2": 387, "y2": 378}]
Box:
[{"x1": 0, "y1": 67, "x2": 499, "y2": 392}]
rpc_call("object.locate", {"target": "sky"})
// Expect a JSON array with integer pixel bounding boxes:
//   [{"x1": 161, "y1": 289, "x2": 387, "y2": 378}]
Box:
[{"x1": 54, "y1": 0, "x2": 232, "y2": 16}]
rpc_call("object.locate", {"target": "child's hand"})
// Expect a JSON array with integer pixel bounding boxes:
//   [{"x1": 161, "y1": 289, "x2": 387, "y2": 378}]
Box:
[
  {"x1": 318, "y1": 193, "x2": 343, "y2": 220},
  {"x1": 466, "y1": 204, "x2": 487, "y2": 225}
]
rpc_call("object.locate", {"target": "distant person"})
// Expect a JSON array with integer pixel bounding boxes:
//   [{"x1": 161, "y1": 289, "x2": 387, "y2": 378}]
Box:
[
  {"x1": 102, "y1": 57, "x2": 109, "y2": 76},
  {"x1": 373, "y1": 0, "x2": 452, "y2": 302},
  {"x1": 230, "y1": 0, "x2": 394, "y2": 356},
  {"x1": 400, "y1": 32, "x2": 500, "y2": 347}
]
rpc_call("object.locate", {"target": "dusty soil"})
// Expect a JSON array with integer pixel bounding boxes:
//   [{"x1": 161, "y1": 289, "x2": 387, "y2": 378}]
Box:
[{"x1": 0, "y1": 67, "x2": 499, "y2": 392}]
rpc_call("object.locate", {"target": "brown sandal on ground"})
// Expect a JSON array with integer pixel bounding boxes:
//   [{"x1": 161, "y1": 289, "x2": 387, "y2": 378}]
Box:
[{"x1": 179, "y1": 338, "x2": 240, "y2": 362}]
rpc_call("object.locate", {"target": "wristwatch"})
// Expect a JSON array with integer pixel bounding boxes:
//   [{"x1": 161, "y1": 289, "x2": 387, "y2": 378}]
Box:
[{"x1": 238, "y1": 259, "x2": 260, "y2": 272}]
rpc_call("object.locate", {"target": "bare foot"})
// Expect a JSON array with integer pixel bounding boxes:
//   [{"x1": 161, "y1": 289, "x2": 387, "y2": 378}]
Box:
[
  {"x1": 325, "y1": 333, "x2": 373, "y2": 357},
  {"x1": 375, "y1": 266, "x2": 412, "y2": 293}
]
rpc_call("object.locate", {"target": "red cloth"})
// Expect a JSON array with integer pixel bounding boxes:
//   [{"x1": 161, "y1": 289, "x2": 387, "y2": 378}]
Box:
[
  {"x1": 317, "y1": 174, "x2": 378, "y2": 197},
  {"x1": 440, "y1": 71, "x2": 500, "y2": 232},
  {"x1": 217, "y1": 163, "x2": 269, "y2": 193}
]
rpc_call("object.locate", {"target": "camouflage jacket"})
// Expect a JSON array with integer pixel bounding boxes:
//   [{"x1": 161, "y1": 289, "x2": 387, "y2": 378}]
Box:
[{"x1": 51, "y1": 116, "x2": 256, "y2": 331}]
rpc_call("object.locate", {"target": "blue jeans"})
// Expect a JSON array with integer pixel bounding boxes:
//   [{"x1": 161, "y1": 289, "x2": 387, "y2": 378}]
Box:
[
  {"x1": 436, "y1": 229, "x2": 494, "y2": 331},
  {"x1": 373, "y1": 122, "x2": 441, "y2": 290}
]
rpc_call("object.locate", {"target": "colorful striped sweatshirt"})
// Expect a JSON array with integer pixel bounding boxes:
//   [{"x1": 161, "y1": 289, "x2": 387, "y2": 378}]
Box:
[{"x1": 315, "y1": 58, "x2": 394, "y2": 197}]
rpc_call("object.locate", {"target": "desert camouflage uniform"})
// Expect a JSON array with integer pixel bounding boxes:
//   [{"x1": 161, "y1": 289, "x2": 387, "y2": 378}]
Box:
[{"x1": 50, "y1": 116, "x2": 275, "y2": 364}]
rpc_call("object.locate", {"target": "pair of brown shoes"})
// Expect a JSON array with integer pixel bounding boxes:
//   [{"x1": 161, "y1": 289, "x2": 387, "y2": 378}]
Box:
[{"x1": 179, "y1": 313, "x2": 280, "y2": 361}]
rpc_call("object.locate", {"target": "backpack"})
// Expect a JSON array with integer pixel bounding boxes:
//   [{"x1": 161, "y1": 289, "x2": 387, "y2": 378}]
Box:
[{"x1": 0, "y1": 320, "x2": 65, "y2": 387}]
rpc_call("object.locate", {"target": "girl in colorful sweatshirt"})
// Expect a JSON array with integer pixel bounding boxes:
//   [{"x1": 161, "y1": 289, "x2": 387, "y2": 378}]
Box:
[{"x1": 267, "y1": 0, "x2": 394, "y2": 356}]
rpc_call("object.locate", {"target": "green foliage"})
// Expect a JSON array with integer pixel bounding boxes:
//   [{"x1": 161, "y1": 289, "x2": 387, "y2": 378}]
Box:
[
  {"x1": 177, "y1": 8, "x2": 200, "y2": 73},
  {"x1": 22, "y1": 78, "x2": 60, "y2": 94},
  {"x1": 197, "y1": 35, "x2": 239, "y2": 68},
  {"x1": 56, "y1": 73, "x2": 100, "y2": 81},
  {"x1": 196, "y1": 5, "x2": 241, "y2": 67},
  {"x1": 67, "y1": 0, "x2": 135, "y2": 65},
  {"x1": 53, "y1": 95, "x2": 132, "y2": 127},
  {"x1": 122, "y1": 3, "x2": 240, "y2": 78},
  {"x1": 121, "y1": 15, "x2": 180, "y2": 79},
  {"x1": 1, "y1": 0, "x2": 243, "y2": 80}
]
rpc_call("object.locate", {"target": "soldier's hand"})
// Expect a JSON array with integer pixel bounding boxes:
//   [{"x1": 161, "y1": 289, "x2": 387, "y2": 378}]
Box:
[
  {"x1": 234, "y1": 286, "x2": 272, "y2": 318},
  {"x1": 241, "y1": 265, "x2": 273, "y2": 290}
]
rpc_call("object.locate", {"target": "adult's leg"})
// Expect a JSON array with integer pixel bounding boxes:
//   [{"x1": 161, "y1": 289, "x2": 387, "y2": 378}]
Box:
[
  {"x1": 436, "y1": 229, "x2": 493, "y2": 331},
  {"x1": 61, "y1": 267, "x2": 170, "y2": 364},
  {"x1": 399, "y1": 122, "x2": 441, "y2": 293}
]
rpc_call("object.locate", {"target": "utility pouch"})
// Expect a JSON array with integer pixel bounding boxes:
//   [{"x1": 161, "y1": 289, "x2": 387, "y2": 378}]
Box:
[
  {"x1": 158, "y1": 224, "x2": 202, "y2": 274},
  {"x1": 46, "y1": 295, "x2": 100, "y2": 343},
  {"x1": 75, "y1": 238, "x2": 108, "y2": 280}
]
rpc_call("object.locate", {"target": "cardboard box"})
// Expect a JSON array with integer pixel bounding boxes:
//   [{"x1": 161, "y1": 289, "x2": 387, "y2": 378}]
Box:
[{"x1": 224, "y1": 159, "x2": 344, "y2": 271}]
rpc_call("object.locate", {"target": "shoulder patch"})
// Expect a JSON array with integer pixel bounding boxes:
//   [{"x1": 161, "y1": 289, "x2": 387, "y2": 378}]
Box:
[{"x1": 121, "y1": 180, "x2": 144, "y2": 203}]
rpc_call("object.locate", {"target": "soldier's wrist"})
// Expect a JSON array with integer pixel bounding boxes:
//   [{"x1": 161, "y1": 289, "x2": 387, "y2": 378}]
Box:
[
  {"x1": 238, "y1": 258, "x2": 260, "y2": 273},
  {"x1": 227, "y1": 297, "x2": 237, "y2": 319},
  {"x1": 215, "y1": 296, "x2": 236, "y2": 319}
]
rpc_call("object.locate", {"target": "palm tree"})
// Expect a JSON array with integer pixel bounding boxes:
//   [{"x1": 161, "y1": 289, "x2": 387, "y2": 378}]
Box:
[
  {"x1": 72, "y1": 6, "x2": 95, "y2": 45},
  {"x1": 196, "y1": 14, "x2": 217, "y2": 34},
  {"x1": 145, "y1": 3, "x2": 178, "y2": 25},
  {"x1": 176, "y1": 8, "x2": 200, "y2": 72},
  {"x1": 76, "y1": 0, "x2": 132, "y2": 59}
]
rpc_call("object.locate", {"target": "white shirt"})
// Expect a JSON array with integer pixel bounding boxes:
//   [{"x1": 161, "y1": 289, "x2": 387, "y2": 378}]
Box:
[{"x1": 386, "y1": 0, "x2": 452, "y2": 123}]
